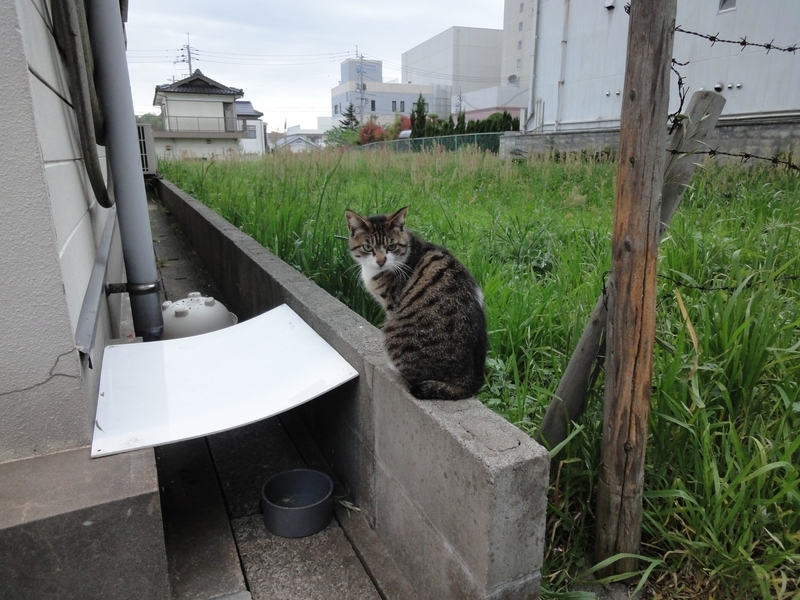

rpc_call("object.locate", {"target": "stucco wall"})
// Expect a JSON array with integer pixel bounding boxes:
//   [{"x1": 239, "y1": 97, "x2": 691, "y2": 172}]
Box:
[{"x1": 1, "y1": 0, "x2": 118, "y2": 461}]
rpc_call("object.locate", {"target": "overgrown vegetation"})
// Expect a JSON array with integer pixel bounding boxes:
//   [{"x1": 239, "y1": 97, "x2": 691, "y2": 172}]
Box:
[
  {"x1": 159, "y1": 149, "x2": 799, "y2": 599},
  {"x1": 328, "y1": 95, "x2": 518, "y2": 147}
]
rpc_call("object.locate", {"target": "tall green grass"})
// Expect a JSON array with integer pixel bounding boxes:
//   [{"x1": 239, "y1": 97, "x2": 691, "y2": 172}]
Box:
[{"x1": 159, "y1": 149, "x2": 799, "y2": 598}]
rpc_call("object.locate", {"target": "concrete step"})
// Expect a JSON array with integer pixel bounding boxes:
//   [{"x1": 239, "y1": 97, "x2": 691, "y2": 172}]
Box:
[{"x1": 0, "y1": 447, "x2": 170, "y2": 599}]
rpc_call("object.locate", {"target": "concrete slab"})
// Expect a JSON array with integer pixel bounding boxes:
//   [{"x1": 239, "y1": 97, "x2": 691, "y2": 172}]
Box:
[
  {"x1": 149, "y1": 201, "x2": 222, "y2": 303},
  {"x1": 156, "y1": 439, "x2": 247, "y2": 600},
  {"x1": 281, "y1": 409, "x2": 419, "y2": 600},
  {"x1": 206, "y1": 418, "x2": 307, "y2": 520},
  {"x1": 233, "y1": 516, "x2": 380, "y2": 600}
]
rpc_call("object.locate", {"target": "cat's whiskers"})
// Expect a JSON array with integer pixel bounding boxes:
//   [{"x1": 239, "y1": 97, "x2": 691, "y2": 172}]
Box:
[{"x1": 390, "y1": 261, "x2": 413, "y2": 281}]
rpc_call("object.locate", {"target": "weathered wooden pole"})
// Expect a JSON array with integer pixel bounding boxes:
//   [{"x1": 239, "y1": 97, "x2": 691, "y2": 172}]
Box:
[
  {"x1": 594, "y1": 0, "x2": 678, "y2": 576},
  {"x1": 536, "y1": 90, "x2": 726, "y2": 456}
]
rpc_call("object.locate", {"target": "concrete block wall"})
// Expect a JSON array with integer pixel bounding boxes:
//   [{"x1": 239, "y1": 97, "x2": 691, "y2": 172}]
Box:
[
  {"x1": 155, "y1": 179, "x2": 550, "y2": 600},
  {"x1": 501, "y1": 116, "x2": 800, "y2": 161}
]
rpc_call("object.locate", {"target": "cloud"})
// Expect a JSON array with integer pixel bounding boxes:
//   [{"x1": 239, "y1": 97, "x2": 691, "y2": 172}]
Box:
[{"x1": 126, "y1": 0, "x2": 505, "y2": 129}]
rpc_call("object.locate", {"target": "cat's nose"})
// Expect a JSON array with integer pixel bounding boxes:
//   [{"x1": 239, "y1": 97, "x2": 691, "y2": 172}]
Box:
[{"x1": 376, "y1": 253, "x2": 386, "y2": 267}]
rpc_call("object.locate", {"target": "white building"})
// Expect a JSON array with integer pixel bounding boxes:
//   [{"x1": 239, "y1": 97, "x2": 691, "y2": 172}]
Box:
[
  {"x1": 397, "y1": 1, "x2": 798, "y2": 132},
  {"x1": 152, "y1": 70, "x2": 264, "y2": 159},
  {"x1": 236, "y1": 100, "x2": 266, "y2": 155},
  {"x1": 331, "y1": 59, "x2": 451, "y2": 126},
  {"x1": 523, "y1": 0, "x2": 800, "y2": 132},
  {"x1": 401, "y1": 27, "x2": 503, "y2": 97}
]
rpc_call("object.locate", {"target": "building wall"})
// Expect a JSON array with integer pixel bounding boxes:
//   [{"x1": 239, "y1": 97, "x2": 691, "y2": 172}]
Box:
[
  {"x1": 402, "y1": 27, "x2": 503, "y2": 96},
  {"x1": 2, "y1": 0, "x2": 119, "y2": 460},
  {"x1": 240, "y1": 118, "x2": 265, "y2": 155},
  {"x1": 527, "y1": 0, "x2": 800, "y2": 132},
  {"x1": 340, "y1": 58, "x2": 383, "y2": 85},
  {"x1": 502, "y1": 0, "x2": 537, "y2": 89},
  {"x1": 155, "y1": 138, "x2": 241, "y2": 160},
  {"x1": 332, "y1": 80, "x2": 452, "y2": 125}
]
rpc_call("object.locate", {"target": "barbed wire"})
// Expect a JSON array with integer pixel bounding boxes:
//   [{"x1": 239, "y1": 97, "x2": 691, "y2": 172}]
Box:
[
  {"x1": 666, "y1": 147, "x2": 800, "y2": 171},
  {"x1": 668, "y1": 59, "x2": 690, "y2": 133},
  {"x1": 674, "y1": 26, "x2": 799, "y2": 54},
  {"x1": 659, "y1": 273, "x2": 800, "y2": 294}
]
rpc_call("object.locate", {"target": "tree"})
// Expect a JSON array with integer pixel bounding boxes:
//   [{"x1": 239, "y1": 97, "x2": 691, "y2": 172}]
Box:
[
  {"x1": 385, "y1": 113, "x2": 411, "y2": 140},
  {"x1": 456, "y1": 111, "x2": 466, "y2": 134},
  {"x1": 135, "y1": 112, "x2": 163, "y2": 131},
  {"x1": 358, "y1": 117, "x2": 388, "y2": 145},
  {"x1": 409, "y1": 93, "x2": 427, "y2": 138},
  {"x1": 326, "y1": 126, "x2": 359, "y2": 148},
  {"x1": 339, "y1": 103, "x2": 360, "y2": 130}
]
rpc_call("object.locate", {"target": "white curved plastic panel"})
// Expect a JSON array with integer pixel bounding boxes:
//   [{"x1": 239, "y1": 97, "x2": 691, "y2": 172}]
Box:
[{"x1": 91, "y1": 304, "x2": 358, "y2": 457}]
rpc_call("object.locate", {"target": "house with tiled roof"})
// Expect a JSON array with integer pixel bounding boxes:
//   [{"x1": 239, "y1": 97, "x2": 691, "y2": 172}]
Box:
[
  {"x1": 152, "y1": 70, "x2": 264, "y2": 159},
  {"x1": 235, "y1": 100, "x2": 266, "y2": 155}
]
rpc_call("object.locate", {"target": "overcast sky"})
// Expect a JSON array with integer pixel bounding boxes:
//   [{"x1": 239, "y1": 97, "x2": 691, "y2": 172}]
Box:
[{"x1": 125, "y1": 0, "x2": 506, "y2": 131}]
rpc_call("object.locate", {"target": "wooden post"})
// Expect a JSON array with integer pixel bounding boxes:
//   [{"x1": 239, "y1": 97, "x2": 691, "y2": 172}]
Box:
[
  {"x1": 594, "y1": 0, "x2": 677, "y2": 576},
  {"x1": 536, "y1": 91, "x2": 726, "y2": 456}
]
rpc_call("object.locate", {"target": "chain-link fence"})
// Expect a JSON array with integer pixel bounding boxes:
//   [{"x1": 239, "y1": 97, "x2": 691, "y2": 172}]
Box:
[{"x1": 359, "y1": 132, "x2": 504, "y2": 154}]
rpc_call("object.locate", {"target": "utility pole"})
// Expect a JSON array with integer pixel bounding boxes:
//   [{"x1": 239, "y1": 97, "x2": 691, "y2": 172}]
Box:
[
  {"x1": 186, "y1": 33, "x2": 192, "y2": 72},
  {"x1": 175, "y1": 33, "x2": 196, "y2": 76},
  {"x1": 358, "y1": 48, "x2": 365, "y2": 123}
]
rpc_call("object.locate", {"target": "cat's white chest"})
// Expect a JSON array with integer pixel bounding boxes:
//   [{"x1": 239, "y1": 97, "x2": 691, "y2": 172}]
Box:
[{"x1": 360, "y1": 264, "x2": 388, "y2": 308}]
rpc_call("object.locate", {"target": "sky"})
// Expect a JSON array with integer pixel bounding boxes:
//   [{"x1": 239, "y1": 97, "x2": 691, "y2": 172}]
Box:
[{"x1": 125, "y1": 0, "x2": 506, "y2": 131}]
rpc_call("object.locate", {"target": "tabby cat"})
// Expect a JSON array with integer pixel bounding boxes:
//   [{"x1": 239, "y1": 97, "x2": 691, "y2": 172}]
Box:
[{"x1": 345, "y1": 207, "x2": 488, "y2": 400}]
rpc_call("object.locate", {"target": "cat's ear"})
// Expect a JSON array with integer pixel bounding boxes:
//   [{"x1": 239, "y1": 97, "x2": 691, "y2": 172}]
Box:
[
  {"x1": 345, "y1": 209, "x2": 369, "y2": 235},
  {"x1": 388, "y1": 206, "x2": 408, "y2": 231}
]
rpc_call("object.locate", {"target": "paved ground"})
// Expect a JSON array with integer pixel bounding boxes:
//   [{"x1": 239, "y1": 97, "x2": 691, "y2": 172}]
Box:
[{"x1": 148, "y1": 194, "x2": 412, "y2": 600}]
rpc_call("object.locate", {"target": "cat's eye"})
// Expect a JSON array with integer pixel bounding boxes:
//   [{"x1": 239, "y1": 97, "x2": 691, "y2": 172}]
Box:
[
  {"x1": 361, "y1": 244, "x2": 373, "y2": 253},
  {"x1": 386, "y1": 243, "x2": 398, "y2": 252}
]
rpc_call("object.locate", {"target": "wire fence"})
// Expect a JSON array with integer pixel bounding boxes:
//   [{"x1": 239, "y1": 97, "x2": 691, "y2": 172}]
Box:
[{"x1": 359, "y1": 132, "x2": 504, "y2": 154}]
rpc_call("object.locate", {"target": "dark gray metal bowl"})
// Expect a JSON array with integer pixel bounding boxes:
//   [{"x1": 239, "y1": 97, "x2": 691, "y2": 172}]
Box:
[{"x1": 261, "y1": 469, "x2": 333, "y2": 538}]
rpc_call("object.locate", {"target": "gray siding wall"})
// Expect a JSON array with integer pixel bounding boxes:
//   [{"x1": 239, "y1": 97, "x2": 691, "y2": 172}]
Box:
[{"x1": 2, "y1": 0, "x2": 121, "y2": 460}]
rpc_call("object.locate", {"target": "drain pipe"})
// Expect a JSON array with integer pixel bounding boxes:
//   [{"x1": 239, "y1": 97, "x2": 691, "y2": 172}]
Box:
[{"x1": 84, "y1": 0, "x2": 163, "y2": 341}]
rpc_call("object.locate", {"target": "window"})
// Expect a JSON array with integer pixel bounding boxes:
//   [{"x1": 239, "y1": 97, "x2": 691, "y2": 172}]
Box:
[
  {"x1": 412, "y1": 102, "x2": 417, "y2": 111},
  {"x1": 334, "y1": 105, "x2": 339, "y2": 114},
  {"x1": 517, "y1": 40, "x2": 522, "y2": 50},
  {"x1": 371, "y1": 100, "x2": 376, "y2": 112},
  {"x1": 516, "y1": 59, "x2": 522, "y2": 68},
  {"x1": 392, "y1": 100, "x2": 397, "y2": 111},
  {"x1": 518, "y1": 21, "x2": 523, "y2": 31},
  {"x1": 245, "y1": 125, "x2": 256, "y2": 139},
  {"x1": 519, "y1": 2, "x2": 524, "y2": 12},
  {"x1": 400, "y1": 101, "x2": 405, "y2": 112},
  {"x1": 719, "y1": 0, "x2": 735, "y2": 10}
]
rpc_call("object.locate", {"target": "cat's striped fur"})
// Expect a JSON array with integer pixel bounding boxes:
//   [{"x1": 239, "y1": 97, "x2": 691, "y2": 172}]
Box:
[{"x1": 345, "y1": 207, "x2": 488, "y2": 400}]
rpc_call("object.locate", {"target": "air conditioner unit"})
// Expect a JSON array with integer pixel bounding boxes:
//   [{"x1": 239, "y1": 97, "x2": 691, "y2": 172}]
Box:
[{"x1": 137, "y1": 124, "x2": 157, "y2": 176}]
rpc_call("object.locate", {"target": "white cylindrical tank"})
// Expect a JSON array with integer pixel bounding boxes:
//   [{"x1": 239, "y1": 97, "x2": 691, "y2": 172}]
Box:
[{"x1": 161, "y1": 292, "x2": 237, "y2": 340}]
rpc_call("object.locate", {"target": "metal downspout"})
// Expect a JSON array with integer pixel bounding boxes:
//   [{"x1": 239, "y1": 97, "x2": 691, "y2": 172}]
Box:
[
  {"x1": 84, "y1": 0, "x2": 163, "y2": 341},
  {"x1": 525, "y1": 0, "x2": 541, "y2": 132},
  {"x1": 555, "y1": 0, "x2": 570, "y2": 132}
]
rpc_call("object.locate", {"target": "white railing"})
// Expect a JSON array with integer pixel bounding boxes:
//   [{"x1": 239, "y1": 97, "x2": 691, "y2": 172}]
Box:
[{"x1": 163, "y1": 116, "x2": 246, "y2": 133}]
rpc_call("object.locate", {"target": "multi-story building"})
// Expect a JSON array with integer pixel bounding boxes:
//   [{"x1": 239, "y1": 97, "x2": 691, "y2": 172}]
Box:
[
  {"x1": 523, "y1": 0, "x2": 800, "y2": 133},
  {"x1": 152, "y1": 70, "x2": 266, "y2": 158},
  {"x1": 236, "y1": 100, "x2": 266, "y2": 155},
  {"x1": 401, "y1": 27, "x2": 503, "y2": 98},
  {"x1": 330, "y1": 59, "x2": 451, "y2": 126},
  {"x1": 394, "y1": 0, "x2": 798, "y2": 137}
]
